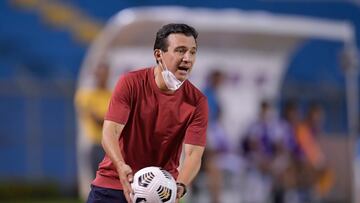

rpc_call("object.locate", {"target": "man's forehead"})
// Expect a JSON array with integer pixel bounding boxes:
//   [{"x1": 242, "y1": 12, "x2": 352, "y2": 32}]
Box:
[{"x1": 167, "y1": 34, "x2": 196, "y2": 47}]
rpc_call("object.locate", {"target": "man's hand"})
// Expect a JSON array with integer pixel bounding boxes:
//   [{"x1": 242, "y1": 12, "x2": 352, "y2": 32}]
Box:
[{"x1": 117, "y1": 162, "x2": 134, "y2": 203}]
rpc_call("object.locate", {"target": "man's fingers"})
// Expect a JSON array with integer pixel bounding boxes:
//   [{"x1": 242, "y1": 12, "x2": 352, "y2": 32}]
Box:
[
  {"x1": 118, "y1": 164, "x2": 134, "y2": 202},
  {"x1": 123, "y1": 183, "x2": 134, "y2": 203},
  {"x1": 126, "y1": 173, "x2": 134, "y2": 193},
  {"x1": 126, "y1": 181, "x2": 134, "y2": 194},
  {"x1": 121, "y1": 178, "x2": 134, "y2": 200},
  {"x1": 124, "y1": 191, "x2": 131, "y2": 203},
  {"x1": 128, "y1": 173, "x2": 134, "y2": 183}
]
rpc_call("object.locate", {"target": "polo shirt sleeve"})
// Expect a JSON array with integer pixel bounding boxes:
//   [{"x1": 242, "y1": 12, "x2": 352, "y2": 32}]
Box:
[
  {"x1": 105, "y1": 74, "x2": 132, "y2": 125},
  {"x1": 184, "y1": 97, "x2": 209, "y2": 146}
]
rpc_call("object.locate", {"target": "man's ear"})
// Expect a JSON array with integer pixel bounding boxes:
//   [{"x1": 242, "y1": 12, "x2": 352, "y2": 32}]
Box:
[{"x1": 154, "y1": 49, "x2": 162, "y2": 63}]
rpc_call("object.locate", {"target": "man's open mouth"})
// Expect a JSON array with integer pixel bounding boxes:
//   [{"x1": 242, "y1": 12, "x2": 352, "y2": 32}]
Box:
[{"x1": 178, "y1": 66, "x2": 189, "y2": 71}]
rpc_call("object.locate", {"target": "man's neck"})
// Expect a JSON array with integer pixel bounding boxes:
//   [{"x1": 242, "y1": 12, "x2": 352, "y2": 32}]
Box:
[{"x1": 154, "y1": 65, "x2": 175, "y2": 93}]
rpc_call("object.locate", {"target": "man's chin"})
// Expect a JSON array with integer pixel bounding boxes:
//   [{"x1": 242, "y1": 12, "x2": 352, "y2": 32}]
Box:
[
  {"x1": 176, "y1": 72, "x2": 189, "y2": 81},
  {"x1": 176, "y1": 76, "x2": 187, "y2": 82}
]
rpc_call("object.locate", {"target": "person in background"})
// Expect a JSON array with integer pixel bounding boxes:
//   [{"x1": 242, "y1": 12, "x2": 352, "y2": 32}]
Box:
[
  {"x1": 202, "y1": 70, "x2": 230, "y2": 203},
  {"x1": 278, "y1": 100, "x2": 334, "y2": 203},
  {"x1": 75, "y1": 63, "x2": 112, "y2": 200},
  {"x1": 240, "y1": 100, "x2": 289, "y2": 203},
  {"x1": 275, "y1": 100, "x2": 302, "y2": 203},
  {"x1": 295, "y1": 102, "x2": 334, "y2": 201}
]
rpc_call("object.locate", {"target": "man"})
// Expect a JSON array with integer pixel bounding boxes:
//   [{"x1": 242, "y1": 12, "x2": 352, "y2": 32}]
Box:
[{"x1": 87, "y1": 23, "x2": 208, "y2": 203}]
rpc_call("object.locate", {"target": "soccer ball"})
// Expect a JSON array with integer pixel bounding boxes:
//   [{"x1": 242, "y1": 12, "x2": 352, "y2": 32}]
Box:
[{"x1": 131, "y1": 166, "x2": 177, "y2": 203}]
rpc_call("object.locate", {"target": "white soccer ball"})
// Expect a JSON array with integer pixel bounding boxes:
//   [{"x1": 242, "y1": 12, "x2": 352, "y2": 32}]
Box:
[{"x1": 131, "y1": 166, "x2": 177, "y2": 203}]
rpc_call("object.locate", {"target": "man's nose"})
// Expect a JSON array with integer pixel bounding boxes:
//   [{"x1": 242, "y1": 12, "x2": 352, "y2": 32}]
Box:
[{"x1": 182, "y1": 52, "x2": 193, "y2": 62}]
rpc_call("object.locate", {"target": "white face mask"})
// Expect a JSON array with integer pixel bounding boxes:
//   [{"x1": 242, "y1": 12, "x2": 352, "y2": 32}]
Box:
[{"x1": 159, "y1": 52, "x2": 185, "y2": 91}]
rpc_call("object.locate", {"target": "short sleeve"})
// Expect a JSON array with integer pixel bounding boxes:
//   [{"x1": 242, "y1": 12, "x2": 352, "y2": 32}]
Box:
[
  {"x1": 105, "y1": 75, "x2": 132, "y2": 124},
  {"x1": 184, "y1": 97, "x2": 209, "y2": 146}
]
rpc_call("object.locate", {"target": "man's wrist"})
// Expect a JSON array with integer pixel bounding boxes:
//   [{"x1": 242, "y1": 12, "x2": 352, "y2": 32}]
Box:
[
  {"x1": 114, "y1": 160, "x2": 126, "y2": 170},
  {"x1": 176, "y1": 182, "x2": 187, "y2": 198}
]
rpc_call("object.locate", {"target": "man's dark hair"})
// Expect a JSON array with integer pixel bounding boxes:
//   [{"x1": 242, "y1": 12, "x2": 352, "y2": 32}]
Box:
[{"x1": 153, "y1": 23, "x2": 198, "y2": 51}]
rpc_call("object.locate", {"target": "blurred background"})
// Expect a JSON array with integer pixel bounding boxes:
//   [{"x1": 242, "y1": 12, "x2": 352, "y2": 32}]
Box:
[{"x1": 0, "y1": 0, "x2": 360, "y2": 203}]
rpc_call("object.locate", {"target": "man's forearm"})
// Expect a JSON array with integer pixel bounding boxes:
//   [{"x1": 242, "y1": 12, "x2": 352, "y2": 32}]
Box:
[
  {"x1": 176, "y1": 145, "x2": 204, "y2": 186},
  {"x1": 101, "y1": 120, "x2": 126, "y2": 170},
  {"x1": 177, "y1": 155, "x2": 202, "y2": 186}
]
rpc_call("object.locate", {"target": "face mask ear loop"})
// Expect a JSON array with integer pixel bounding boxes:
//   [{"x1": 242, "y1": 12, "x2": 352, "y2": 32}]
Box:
[{"x1": 159, "y1": 50, "x2": 168, "y2": 72}]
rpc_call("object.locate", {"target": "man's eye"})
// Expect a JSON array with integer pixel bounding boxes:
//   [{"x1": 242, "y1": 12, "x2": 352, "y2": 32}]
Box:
[{"x1": 177, "y1": 49, "x2": 185, "y2": 53}]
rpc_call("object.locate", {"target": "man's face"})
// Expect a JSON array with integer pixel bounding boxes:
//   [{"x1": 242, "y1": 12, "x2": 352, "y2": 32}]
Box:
[{"x1": 160, "y1": 33, "x2": 197, "y2": 81}]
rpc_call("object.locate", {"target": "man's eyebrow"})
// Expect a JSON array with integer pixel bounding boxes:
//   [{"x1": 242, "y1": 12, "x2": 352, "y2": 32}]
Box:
[
  {"x1": 174, "y1": 46, "x2": 197, "y2": 50},
  {"x1": 175, "y1": 46, "x2": 187, "y2": 49}
]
